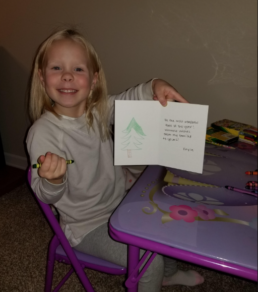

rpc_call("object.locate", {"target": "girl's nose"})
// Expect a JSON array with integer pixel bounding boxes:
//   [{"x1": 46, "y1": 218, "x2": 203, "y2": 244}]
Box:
[{"x1": 62, "y1": 72, "x2": 73, "y2": 81}]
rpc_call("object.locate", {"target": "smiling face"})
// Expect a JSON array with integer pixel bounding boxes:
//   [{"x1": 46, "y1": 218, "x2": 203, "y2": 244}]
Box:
[{"x1": 39, "y1": 39, "x2": 98, "y2": 117}]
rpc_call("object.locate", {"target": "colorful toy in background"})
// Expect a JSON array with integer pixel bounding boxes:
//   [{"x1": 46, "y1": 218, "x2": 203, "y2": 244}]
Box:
[
  {"x1": 206, "y1": 127, "x2": 238, "y2": 145},
  {"x1": 211, "y1": 119, "x2": 257, "y2": 145}
]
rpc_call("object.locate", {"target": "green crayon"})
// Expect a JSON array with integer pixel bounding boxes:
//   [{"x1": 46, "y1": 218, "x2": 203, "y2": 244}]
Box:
[{"x1": 32, "y1": 160, "x2": 74, "y2": 169}]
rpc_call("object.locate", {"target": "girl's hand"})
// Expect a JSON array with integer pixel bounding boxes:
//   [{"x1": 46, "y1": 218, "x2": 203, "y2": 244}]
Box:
[
  {"x1": 152, "y1": 79, "x2": 188, "y2": 106},
  {"x1": 37, "y1": 152, "x2": 67, "y2": 184}
]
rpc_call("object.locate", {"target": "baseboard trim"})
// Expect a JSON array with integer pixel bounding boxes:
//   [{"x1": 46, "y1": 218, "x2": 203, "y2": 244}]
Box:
[{"x1": 4, "y1": 153, "x2": 28, "y2": 170}]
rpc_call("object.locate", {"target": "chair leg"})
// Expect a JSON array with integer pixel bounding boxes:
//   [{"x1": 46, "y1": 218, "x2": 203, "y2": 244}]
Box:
[
  {"x1": 53, "y1": 268, "x2": 74, "y2": 292},
  {"x1": 45, "y1": 235, "x2": 96, "y2": 292},
  {"x1": 72, "y1": 263, "x2": 95, "y2": 292},
  {"x1": 45, "y1": 258, "x2": 55, "y2": 292},
  {"x1": 45, "y1": 236, "x2": 59, "y2": 292}
]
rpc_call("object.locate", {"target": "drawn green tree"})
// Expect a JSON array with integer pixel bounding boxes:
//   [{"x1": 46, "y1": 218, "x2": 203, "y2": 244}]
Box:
[{"x1": 121, "y1": 118, "x2": 146, "y2": 158}]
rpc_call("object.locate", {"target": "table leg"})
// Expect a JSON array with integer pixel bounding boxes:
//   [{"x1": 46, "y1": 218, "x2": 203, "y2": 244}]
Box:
[{"x1": 127, "y1": 245, "x2": 140, "y2": 292}]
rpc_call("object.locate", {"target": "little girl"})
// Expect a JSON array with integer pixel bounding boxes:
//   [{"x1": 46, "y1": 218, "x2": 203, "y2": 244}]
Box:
[{"x1": 26, "y1": 28, "x2": 204, "y2": 291}]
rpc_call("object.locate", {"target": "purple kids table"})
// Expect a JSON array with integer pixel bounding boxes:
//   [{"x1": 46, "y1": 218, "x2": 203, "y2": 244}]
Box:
[{"x1": 109, "y1": 165, "x2": 257, "y2": 292}]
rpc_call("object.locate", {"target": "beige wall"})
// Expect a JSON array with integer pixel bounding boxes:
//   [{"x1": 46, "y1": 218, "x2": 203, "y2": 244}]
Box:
[{"x1": 0, "y1": 0, "x2": 257, "y2": 168}]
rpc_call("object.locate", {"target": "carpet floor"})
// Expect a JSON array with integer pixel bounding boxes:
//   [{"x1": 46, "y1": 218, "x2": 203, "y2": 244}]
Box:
[{"x1": 0, "y1": 184, "x2": 256, "y2": 292}]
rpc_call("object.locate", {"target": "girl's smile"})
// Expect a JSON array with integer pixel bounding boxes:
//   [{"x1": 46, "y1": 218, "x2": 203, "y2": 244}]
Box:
[
  {"x1": 39, "y1": 39, "x2": 98, "y2": 117},
  {"x1": 58, "y1": 89, "x2": 78, "y2": 93}
]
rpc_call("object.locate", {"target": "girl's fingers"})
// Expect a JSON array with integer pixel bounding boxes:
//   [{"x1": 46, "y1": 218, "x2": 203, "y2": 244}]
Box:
[
  {"x1": 154, "y1": 91, "x2": 189, "y2": 106},
  {"x1": 153, "y1": 79, "x2": 189, "y2": 105},
  {"x1": 38, "y1": 153, "x2": 66, "y2": 180},
  {"x1": 48, "y1": 154, "x2": 65, "y2": 178},
  {"x1": 52, "y1": 157, "x2": 67, "y2": 181},
  {"x1": 154, "y1": 93, "x2": 167, "y2": 106},
  {"x1": 171, "y1": 92, "x2": 188, "y2": 103},
  {"x1": 48, "y1": 153, "x2": 59, "y2": 173},
  {"x1": 59, "y1": 157, "x2": 67, "y2": 175},
  {"x1": 41, "y1": 153, "x2": 54, "y2": 172},
  {"x1": 37, "y1": 155, "x2": 46, "y2": 164}
]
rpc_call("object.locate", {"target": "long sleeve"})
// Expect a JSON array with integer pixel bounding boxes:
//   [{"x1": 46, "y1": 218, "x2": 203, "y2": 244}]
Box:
[
  {"x1": 26, "y1": 117, "x2": 67, "y2": 204},
  {"x1": 108, "y1": 80, "x2": 154, "y2": 125}
]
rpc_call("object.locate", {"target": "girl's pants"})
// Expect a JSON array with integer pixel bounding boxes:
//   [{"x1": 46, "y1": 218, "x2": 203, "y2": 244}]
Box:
[{"x1": 74, "y1": 223, "x2": 177, "y2": 292}]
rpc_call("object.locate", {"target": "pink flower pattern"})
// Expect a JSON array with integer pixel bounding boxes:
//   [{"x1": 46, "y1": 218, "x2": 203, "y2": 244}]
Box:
[
  {"x1": 193, "y1": 205, "x2": 216, "y2": 220},
  {"x1": 169, "y1": 205, "x2": 198, "y2": 223}
]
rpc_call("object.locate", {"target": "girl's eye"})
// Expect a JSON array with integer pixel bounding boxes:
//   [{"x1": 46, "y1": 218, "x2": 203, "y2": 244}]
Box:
[
  {"x1": 75, "y1": 68, "x2": 83, "y2": 72},
  {"x1": 52, "y1": 66, "x2": 60, "y2": 70}
]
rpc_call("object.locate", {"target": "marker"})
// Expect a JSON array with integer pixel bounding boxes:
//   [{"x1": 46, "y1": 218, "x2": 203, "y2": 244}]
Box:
[
  {"x1": 240, "y1": 130, "x2": 257, "y2": 138},
  {"x1": 239, "y1": 135, "x2": 255, "y2": 142},
  {"x1": 245, "y1": 171, "x2": 258, "y2": 175},
  {"x1": 206, "y1": 140, "x2": 235, "y2": 149},
  {"x1": 32, "y1": 160, "x2": 74, "y2": 169},
  {"x1": 238, "y1": 138, "x2": 256, "y2": 145},
  {"x1": 225, "y1": 186, "x2": 257, "y2": 197}
]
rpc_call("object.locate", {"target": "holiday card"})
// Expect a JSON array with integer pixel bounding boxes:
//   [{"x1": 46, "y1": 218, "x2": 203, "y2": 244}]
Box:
[{"x1": 114, "y1": 101, "x2": 209, "y2": 174}]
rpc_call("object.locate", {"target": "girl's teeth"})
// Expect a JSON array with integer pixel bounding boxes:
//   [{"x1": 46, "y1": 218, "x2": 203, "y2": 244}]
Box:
[{"x1": 60, "y1": 89, "x2": 76, "y2": 93}]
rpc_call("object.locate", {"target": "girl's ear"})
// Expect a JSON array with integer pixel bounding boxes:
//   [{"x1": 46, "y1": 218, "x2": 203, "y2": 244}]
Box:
[
  {"x1": 91, "y1": 72, "x2": 99, "y2": 90},
  {"x1": 38, "y1": 69, "x2": 45, "y2": 87}
]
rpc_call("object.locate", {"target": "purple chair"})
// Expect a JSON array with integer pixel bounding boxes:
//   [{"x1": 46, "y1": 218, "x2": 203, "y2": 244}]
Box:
[{"x1": 27, "y1": 167, "x2": 127, "y2": 292}]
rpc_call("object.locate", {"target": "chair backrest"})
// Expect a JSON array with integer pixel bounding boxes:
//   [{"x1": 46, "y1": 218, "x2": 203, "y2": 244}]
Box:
[{"x1": 27, "y1": 167, "x2": 126, "y2": 291}]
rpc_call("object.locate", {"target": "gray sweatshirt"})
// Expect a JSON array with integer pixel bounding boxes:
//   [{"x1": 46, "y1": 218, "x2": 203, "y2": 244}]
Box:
[{"x1": 26, "y1": 81, "x2": 153, "y2": 246}]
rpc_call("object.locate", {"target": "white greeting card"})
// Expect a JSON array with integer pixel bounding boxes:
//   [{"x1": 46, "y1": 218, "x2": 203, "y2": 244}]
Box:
[{"x1": 114, "y1": 101, "x2": 209, "y2": 174}]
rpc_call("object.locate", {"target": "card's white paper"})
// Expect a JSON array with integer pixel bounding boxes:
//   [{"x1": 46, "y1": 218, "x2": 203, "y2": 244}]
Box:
[{"x1": 114, "y1": 101, "x2": 209, "y2": 173}]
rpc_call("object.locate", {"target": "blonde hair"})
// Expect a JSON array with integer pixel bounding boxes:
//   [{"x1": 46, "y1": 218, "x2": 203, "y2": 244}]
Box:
[{"x1": 29, "y1": 28, "x2": 110, "y2": 140}]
